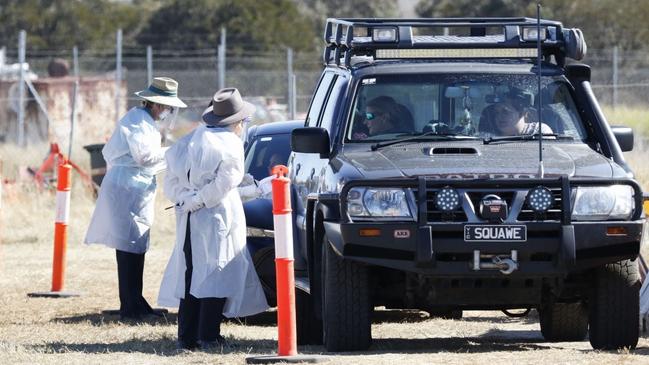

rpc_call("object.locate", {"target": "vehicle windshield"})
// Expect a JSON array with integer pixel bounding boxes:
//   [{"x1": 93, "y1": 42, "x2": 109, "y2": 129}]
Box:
[
  {"x1": 346, "y1": 74, "x2": 587, "y2": 142},
  {"x1": 244, "y1": 133, "x2": 291, "y2": 181}
]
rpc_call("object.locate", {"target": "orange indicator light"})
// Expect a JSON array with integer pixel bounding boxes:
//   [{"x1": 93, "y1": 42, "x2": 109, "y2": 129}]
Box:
[
  {"x1": 606, "y1": 226, "x2": 627, "y2": 236},
  {"x1": 359, "y1": 228, "x2": 381, "y2": 237}
]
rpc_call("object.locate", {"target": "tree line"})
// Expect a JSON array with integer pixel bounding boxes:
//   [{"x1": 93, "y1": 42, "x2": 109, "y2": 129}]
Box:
[{"x1": 0, "y1": 0, "x2": 646, "y2": 54}]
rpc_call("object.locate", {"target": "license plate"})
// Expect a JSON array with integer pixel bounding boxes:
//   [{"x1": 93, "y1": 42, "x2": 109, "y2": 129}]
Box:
[{"x1": 464, "y1": 225, "x2": 527, "y2": 242}]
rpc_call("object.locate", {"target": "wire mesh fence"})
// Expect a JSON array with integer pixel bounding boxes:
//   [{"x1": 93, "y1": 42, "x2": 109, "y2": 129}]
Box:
[
  {"x1": 4, "y1": 46, "x2": 648, "y2": 106},
  {"x1": 1, "y1": 43, "x2": 648, "y2": 146},
  {"x1": 1, "y1": 46, "x2": 323, "y2": 124}
]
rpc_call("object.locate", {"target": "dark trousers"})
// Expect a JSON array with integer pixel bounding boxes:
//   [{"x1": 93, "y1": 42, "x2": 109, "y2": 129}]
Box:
[
  {"x1": 178, "y1": 214, "x2": 226, "y2": 343},
  {"x1": 116, "y1": 250, "x2": 154, "y2": 318}
]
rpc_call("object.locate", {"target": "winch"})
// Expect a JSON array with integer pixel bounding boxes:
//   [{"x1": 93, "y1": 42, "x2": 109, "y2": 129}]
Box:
[{"x1": 472, "y1": 250, "x2": 519, "y2": 275}]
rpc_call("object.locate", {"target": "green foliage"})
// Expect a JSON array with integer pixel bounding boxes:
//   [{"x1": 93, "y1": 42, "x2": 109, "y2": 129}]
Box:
[
  {"x1": 298, "y1": 0, "x2": 399, "y2": 49},
  {"x1": 300, "y1": 0, "x2": 398, "y2": 19},
  {"x1": 3, "y1": 0, "x2": 647, "y2": 54},
  {"x1": 415, "y1": 0, "x2": 649, "y2": 51},
  {"x1": 0, "y1": 0, "x2": 142, "y2": 50},
  {"x1": 137, "y1": 0, "x2": 314, "y2": 52},
  {"x1": 416, "y1": 0, "x2": 532, "y2": 18}
]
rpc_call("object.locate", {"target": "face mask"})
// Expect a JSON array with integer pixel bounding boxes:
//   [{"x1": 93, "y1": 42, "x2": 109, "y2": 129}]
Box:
[{"x1": 158, "y1": 108, "x2": 172, "y2": 122}]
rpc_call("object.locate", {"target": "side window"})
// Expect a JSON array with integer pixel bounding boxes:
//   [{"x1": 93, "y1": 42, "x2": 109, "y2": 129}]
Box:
[
  {"x1": 318, "y1": 75, "x2": 346, "y2": 132},
  {"x1": 306, "y1": 72, "x2": 335, "y2": 127}
]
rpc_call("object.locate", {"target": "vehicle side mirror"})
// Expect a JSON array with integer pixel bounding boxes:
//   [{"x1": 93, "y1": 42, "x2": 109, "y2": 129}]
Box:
[
  {"x1": 611, "y1": 125, "x2": 633, "y2": 152},
  {"x1": 291, "y1": 127, "x2": 330, "y2": 158}
]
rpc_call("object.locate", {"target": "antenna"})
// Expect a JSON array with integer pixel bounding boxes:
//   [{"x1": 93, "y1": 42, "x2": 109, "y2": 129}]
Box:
[{"x1": 536, "y1": 3, "x2": 544, "y2": 178}]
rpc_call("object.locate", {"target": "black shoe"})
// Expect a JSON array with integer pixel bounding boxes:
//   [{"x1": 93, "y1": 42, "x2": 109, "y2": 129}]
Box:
[
  {"x1": 148, "y1": 308, "x2": 167, "y2": 317},
  {"x1": 177, "y1": 340, "x2": 199, "y2": 351},
  {"x1": 198, "y1": 335, "x2": 236, "y2": 351},
  {"x1": 119, "y1": 313, "x2": 143, "y2": 322}
]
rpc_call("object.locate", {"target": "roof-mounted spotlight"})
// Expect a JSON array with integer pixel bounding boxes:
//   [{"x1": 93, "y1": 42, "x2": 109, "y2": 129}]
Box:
[
  {"x1": 521, "y1": 26, "x2": 547, "y2": 42},
  {"x1": 435, "y1": 186, "x2": 460, "y2": 212},
  {"x1": 372, "y1": 27, "x2": 397, "y2": 42},
  {"x1": 526, "y1": 186, "x2": 554, "y2": 213}
]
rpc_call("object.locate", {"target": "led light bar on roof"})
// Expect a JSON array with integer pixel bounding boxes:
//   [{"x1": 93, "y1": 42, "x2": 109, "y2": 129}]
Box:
[{"x1": 375, "y1": 48, "x2": 538, "y2": 59}]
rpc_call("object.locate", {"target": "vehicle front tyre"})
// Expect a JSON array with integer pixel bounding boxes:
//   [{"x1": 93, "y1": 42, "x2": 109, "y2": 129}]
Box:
[
  {"x1": 539, "y1": 302, "x2": 588, "y2": 341},
  {"x1": 322, "y1": 237, "x2": 372, "y2": 351},
  {"x1": 588, "y1": 259, "x2": 640, "y2": 350}
]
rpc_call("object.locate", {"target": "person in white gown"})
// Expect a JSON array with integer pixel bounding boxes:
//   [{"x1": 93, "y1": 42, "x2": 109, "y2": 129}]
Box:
[
  {"x1": 158, "y1": 88, "x2": 269, "y2": 350},
  {"x1": 84, "y1": 77, "x2": 186, "y2": 320}
]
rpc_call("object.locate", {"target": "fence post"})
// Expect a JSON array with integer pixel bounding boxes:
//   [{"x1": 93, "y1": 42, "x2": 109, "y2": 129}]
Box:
[
  {"x1": 612, "y1": 46, "x2": 618, "y2": 110},
  {"x1": 17, "y1": 30, "x2": 26, "y2": 147},
  {"x1": 218, "y1": 27, "x2": 227, "y2": 90},
  {"x1": 146, "y1": 45, "x2": 153, "y2": 86},
  {"x1": 68, "y1": 46, "x2": 79, "y2": 161},
  {"x1": 287, "y1": 48, "x2": 295, "y2": 119},
  {"x1": 290, "y1": 74, "x2": 297, "y2": 120},
  {"x1": 115, "y1": 29, "x2": 122, "y2": 124}
]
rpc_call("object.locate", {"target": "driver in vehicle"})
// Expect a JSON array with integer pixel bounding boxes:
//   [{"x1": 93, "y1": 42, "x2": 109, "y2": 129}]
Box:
[{"x1": 354, "y1": 96, "x2": 413, "y2": 139}]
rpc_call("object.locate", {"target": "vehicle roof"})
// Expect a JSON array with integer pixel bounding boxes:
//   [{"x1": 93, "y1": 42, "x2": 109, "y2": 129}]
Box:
[
  {"x1": 331, "y1": 60, "x2": 566, "y2": 78},
  {"x1": 252, "y1": 120, "x2": 303, "y2": 136}
]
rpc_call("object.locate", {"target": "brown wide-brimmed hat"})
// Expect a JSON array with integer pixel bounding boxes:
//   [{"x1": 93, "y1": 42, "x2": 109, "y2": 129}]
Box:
[
  {"x1": 135, "y1": 77, "x2": 187, "y2": 108},
  {"x1": 202, "y1": 88, "x2": 255, "y2": 126}
]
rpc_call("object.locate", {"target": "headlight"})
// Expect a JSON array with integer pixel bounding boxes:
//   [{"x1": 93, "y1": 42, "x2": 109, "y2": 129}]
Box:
[
  {"x1": 571, "y1": 185, "x2": 635, "y2": 221},
  {"x1": 347, "y1": 187, "x2": 415, "y2": 219}
]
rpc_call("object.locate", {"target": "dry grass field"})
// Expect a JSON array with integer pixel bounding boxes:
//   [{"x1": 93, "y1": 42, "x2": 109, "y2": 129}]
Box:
[{"x1": 1, "y1": 108, "x2": 649, "y2": 364}]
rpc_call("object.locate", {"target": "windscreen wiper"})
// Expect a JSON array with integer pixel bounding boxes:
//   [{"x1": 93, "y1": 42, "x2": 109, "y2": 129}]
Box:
[
  {"x1": 482, "y1": 133, "x2": 574, "y2": 145},
  {"x1": 371, "y1": 132, "x2": 478, "y2": 151}
]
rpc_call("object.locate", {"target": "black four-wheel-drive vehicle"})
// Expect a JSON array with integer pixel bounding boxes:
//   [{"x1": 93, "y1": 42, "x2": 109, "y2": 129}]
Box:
[{"x1": 287, "y1": 17, "x2": 645, "y2": 351}]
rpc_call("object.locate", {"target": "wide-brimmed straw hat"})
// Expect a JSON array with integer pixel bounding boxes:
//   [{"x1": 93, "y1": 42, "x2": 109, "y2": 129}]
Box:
[
  {"x1": 135, "y1": 77, "x2": 187, "y2": 108},
  {"x1": 202, "y1": 88, "x2": 255, "y2": 126}
]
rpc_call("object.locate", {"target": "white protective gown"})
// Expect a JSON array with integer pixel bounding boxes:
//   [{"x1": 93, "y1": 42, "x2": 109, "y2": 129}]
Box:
[
  {"x1": 158, "y1": 125, "x2": 269, "y2": 318},
  {"x1": 84, "y1": 107, "x2": 166, "y2": 254}
]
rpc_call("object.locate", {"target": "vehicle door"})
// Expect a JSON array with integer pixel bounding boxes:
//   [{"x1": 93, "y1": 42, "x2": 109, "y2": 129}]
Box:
[
  {"x1": 314, "y1": 73, "x2": 348, "y2": 195},
  {"x1": 290, "y1": 71, "x2": 336, "y2": 248}
]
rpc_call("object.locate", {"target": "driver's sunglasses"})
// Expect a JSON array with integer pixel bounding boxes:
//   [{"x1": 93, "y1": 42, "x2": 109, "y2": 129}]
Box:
[{"x1": 365, "y1": 112, "x2": 379, "y2": 121}]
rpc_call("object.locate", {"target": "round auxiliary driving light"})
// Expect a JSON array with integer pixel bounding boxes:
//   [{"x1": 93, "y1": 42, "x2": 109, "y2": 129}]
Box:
[
  {"x1": 435, "y1": 186, "x2": 460, "y2": 212},
  {"x1": 527, "y1": 186, "x2": 554, "y2": 213}
]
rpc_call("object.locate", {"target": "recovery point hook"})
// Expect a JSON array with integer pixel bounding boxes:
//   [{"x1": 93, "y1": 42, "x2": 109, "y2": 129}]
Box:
[
  {"x1": 492, "y1": 255, "x2": 518, "y2": 275},
  {"x1": 472, "y1": 250, "x2": 519, "y2": 275}
]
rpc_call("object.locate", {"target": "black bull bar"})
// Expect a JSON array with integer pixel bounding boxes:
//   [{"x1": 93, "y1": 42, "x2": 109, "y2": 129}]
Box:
[{"x1": 336, "y1": 175, "x2": 644, "y2": 271}]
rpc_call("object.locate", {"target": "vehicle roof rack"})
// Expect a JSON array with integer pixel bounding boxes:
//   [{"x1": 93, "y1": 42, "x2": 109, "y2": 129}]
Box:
[{"x1": 323, "y1": 18, "x2": 586, "y2": 69}]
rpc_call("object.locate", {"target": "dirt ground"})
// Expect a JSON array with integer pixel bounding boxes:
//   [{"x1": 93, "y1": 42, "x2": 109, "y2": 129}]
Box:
[
  {"x1": 2, "y1": 137, "x2": 649, "y2": 364},
  {"x1": 0, "y1": 189, "x2": 648, "y2": 364}
]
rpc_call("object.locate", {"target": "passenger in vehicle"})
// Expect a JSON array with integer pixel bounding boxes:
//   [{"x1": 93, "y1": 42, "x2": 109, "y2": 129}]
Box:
[{"x1": 487, "y1": 94, "x2": 553, "y2": 136}]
